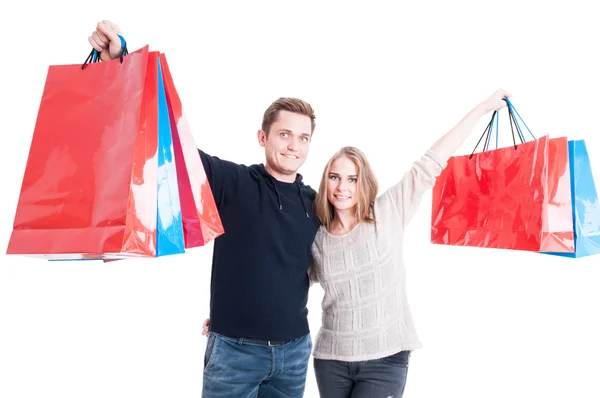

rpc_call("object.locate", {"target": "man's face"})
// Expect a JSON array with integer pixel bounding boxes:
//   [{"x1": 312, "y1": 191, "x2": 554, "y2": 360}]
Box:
[{"x1": 257, "y1": 110, "x2": 312, "y2": 182}]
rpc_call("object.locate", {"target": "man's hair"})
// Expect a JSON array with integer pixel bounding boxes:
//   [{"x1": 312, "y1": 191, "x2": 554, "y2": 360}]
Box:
[
  {"x1": 262, "y1": 97, "x2": 316, "y2": 136},
  {"x1": 315, "y1": 146, "x2": 379, "y2": 231}
]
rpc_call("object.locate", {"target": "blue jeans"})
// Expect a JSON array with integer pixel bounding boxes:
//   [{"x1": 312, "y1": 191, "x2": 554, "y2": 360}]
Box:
[
  {"x1": 313, "y1": 350, "x2": 410, "y2": 398},
  {"x1": 202, "y1": 332, "x2": 312, "y2": 398}
]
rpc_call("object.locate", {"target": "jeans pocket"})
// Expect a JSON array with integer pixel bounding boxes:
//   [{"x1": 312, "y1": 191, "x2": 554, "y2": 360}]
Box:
[
  {"x1": 204, "y1": 332, "x2": 219, "y2": 373},
  {"x1": 380, "y1": 350, "x2": 410, "y2": 367}
]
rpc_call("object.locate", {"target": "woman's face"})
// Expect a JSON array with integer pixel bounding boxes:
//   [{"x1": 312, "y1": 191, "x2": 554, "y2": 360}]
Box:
[{"x1": 327, "y1": 156, "x2": 359, "y2": 212}]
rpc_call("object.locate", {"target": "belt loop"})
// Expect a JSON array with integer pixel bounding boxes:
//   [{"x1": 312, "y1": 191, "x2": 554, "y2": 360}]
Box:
[
  {"x1": 238, "y1": 338, "x2": 244, "y2": 345},
  {"x1": 268, "y1": 341, "x2": 272, "y2": 347}
]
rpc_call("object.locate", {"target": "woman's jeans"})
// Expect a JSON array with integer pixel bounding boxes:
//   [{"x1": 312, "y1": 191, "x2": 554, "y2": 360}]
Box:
[{"x1": 313, "y1": 350, "x2": 410, "y2": 398}]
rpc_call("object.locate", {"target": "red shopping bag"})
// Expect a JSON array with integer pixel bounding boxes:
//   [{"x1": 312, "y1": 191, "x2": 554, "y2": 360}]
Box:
[
  {"x1": 431, "y1": 101, "x2": 574, "y2": 253},
  {"x1": 159, "y1": 53, "x2": 224, "y2": 247},
  {"x1": 6, "y1": 46, "x2": 158, "y2": 259}
]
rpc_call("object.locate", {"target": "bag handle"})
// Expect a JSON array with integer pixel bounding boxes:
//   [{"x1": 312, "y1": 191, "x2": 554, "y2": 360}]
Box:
[
  {"x1": 504, "y1": 98, "x2": 535, "y2": 143},
  {"x1": 81, "y1": 34, "x2": 129, "y2": 70},
  {"x1": 469, "y1": 110, "x2": 498, "y2": 159},
  {"x1": 468, "y1": 99, "x2": 536, "y2": 159}
]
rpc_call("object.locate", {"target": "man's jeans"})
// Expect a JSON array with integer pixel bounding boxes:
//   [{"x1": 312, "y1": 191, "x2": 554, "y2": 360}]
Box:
[
  {"x1": 202, "y1": 332, "x2": 312, "y2": 398},
  {"x1": 313, "y1": 350, "x2": 410, "y2": 398}
]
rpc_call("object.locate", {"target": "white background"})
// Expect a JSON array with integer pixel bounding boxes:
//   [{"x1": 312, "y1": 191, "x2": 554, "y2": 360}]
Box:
[{"x1": 1, "y1": 1, "x2": 600, "y2": 397}]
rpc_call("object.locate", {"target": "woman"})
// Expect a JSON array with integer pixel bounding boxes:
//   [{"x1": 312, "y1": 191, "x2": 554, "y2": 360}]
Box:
[{"x1": 308, "y1": 89, "x2": 510, "y2": 397}]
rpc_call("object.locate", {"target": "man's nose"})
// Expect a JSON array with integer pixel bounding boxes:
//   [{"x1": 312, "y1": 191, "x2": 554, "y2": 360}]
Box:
[{"x1": 287, "y1": 138, "x2": 299, "y2": 151}]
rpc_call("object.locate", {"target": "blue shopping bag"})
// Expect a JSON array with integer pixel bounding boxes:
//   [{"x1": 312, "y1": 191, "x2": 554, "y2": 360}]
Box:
[
  {"x1": 546, "y1": 140, "x2": 600, "y2": 258},
  {"x1": 156, "y1": 57, "x2": 185, "y2": 257}
]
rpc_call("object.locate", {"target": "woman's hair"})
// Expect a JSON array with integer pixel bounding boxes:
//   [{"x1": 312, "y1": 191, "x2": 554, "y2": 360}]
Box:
[{"x1": 315, "y1": 146, "x2": 379, "y2": 231}]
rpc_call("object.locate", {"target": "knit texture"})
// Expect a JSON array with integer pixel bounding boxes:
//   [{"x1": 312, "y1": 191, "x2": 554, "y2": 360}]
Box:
[{"x1": 309, "y1": 150, "x2": 446, "y2": 361}]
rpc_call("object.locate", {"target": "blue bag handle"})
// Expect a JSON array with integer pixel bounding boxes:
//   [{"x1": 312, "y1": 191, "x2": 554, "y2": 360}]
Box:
[
  {"x1": 81, "y1": 34, "x2": 128, "y2": 70},
  {"x1": 504, "y1": 98, "x2": 536, "y2": 143},
  {"x1": 469, "y1": 98, "x2": 536, "y2": 159}
]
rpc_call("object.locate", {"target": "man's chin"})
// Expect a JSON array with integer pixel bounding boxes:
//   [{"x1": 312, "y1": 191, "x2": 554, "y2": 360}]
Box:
[
  {"x1": 276, "y1": 162, "x2": 304, "y2": 175},
  {"x1": 265, "y1": 163, "x2": 301, "y2": 177},
  {"x1": 280, "y1": 168, "x2": 299, "y2": 175}
]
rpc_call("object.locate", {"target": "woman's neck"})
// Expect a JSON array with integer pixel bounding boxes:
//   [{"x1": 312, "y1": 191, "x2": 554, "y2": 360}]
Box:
[{"x1": 330, "y1": 209, "x2": 358, "y2": 235}]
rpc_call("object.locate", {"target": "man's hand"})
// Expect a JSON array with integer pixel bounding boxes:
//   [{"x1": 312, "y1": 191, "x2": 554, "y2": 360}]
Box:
[
  {"x1": 202, "y1": 318, "x2": 210, "y2": 336},
  {"x1": 88, "y1": 20, "x2": 123, "y2": 61}
]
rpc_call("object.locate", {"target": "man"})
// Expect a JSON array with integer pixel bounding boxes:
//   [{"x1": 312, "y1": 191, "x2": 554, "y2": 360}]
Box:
[{"x1": 89, "y1": 20, "x2": 320, "y2": 398}]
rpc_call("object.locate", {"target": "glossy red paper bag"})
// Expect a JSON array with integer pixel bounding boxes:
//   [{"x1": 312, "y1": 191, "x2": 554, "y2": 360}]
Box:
[
  {"x1": 431, "y1": 134, "x2": 574, "y2": 253},
  {"x1": 543, "y1": 137, "x2": 575, "y2": 252},
  {"x1": 6, "y1": 46, "x2": 161, "y2": 259},
  {"x1": 159, "y1": 53, "x2": 224, "y2": 247}
]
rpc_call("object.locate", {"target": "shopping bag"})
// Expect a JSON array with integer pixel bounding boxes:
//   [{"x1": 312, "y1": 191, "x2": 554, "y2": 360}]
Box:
[
  {"x1": 544, "y1": 139, "x2": 600, "y2": 258},
  {"x1": 430, "y1": 100, "x2": 575, "y2": 253},
  {"x1": 159, "y1": 53, "x2": 224, "y2": 248},
  {"x1": 156, "y1": 56, "x2": 186, "y2": 256},
  {"x1": 6, "y1": 42, "x2": 222, "y2": 260}
]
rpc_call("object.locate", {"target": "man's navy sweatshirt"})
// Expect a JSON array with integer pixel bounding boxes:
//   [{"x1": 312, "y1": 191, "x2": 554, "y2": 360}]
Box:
[{"x1": 199, "y1": 150, "x2": 320, "y2": 341}]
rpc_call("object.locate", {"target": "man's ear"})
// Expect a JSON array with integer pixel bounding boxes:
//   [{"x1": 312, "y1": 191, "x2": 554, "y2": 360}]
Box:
[{"x1": 257, "y1": 129, "x2": 267, "y2": 147}]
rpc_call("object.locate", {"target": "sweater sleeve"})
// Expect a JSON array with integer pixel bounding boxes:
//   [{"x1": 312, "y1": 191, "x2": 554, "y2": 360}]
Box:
[
  {"x1": 375, "y1": 149, "x2": 447, "y2": 229},
  {"x1": 308, "y1": 256, "x2": 319, "y2": 286},
  {"x1": 198, "y1": 149, "x2": 247, "y2": 210}
]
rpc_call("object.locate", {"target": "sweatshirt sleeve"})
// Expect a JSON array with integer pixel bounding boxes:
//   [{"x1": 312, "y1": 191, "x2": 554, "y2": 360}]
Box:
[
  {"x1": 198, "y1": 149, "x2": 247, "y2": 210},
  {"x1": 375, "y1": 149, "x2": 447, "y2": 230}
]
